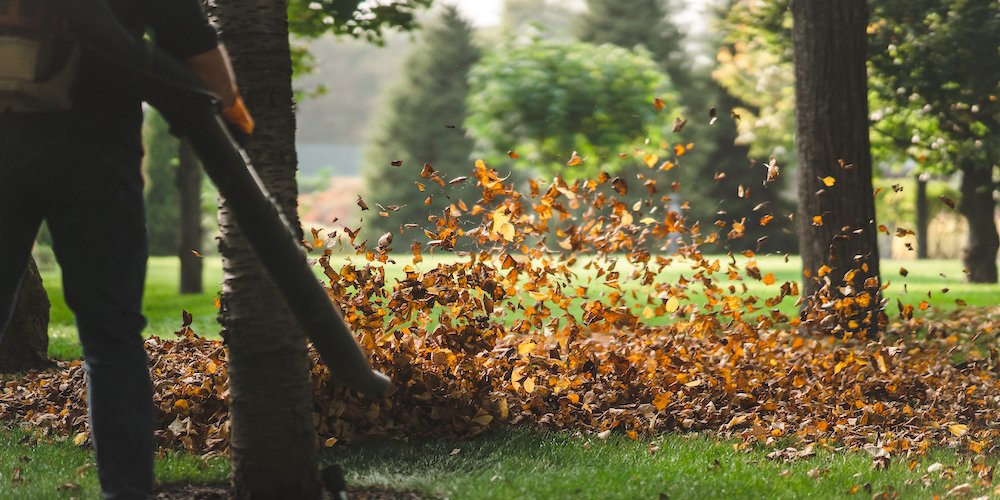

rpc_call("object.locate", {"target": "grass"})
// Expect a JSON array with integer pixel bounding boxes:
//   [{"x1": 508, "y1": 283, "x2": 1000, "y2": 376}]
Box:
[
  {"x1": 11, "y1": 254, "x2": 999, "y2": 497},
  {"x1": 3, "y1": 424, "x2": 995, "y2": 499},
  {"x1": 0, "y1": 425, "x2": 228, "y2": 499},
  {"x1": 323, "y1": 430, "x2": 997, "y2": 499}
]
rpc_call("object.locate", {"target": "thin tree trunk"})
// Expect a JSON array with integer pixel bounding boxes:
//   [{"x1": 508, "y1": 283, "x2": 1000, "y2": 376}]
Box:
[
  {"x1": 0, "y1": 259, "x2": 52, "y2": 373},
  {"x1": 916, "y1": 173, "x2": 929, "y2": 260},
  {"x1": 176, "y1": 140, "x2": 204, "y2": 295},
  {"x1": 959, "y1": 162, "x2": 999, "y2": 283},
  {"x1": 206, "y1": 0, "x2": 321, "y2": 497},
  {"x1": 791, "y1": 0, "x2": 881, "y2": 336}
]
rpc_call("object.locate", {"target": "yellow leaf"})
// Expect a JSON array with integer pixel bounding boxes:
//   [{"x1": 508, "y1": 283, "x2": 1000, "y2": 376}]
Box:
[
  {"x1": 174, "y1": 399, "x2": 190, "y2": 411},
  {"x1": 472, "y1": 413, "x2": 494, "y2": 427},
  {"x1": 73, "y1": 432, "x2": 87, "y2": 446},
  {"x1": 822, "y1": 176, "x2": 836, "y2": 187},
  {"x1": 644, "y1": 154, "x2": 659, "y2": 168},
  {"x1": 665, "y1": 296, "x2": 680, "y2": 313},
  {"x1": 817, "y1": 265, "x2": 832, "y2": 277},
  {"x1": 653, "y1": 392, "x2": 671, "y2": 411},
  {"x1": 498, "y1": 223, "x2": 515, "y2": 242},
  {"x1": 324, "y1": 437, "x2": 338, "y2": 447},
  {"x1": 762, "y1": 273, "x2": 776, "y2": 285},
  {"x1": 949, "y1": 424, "x2": 969, "y2": 437},
  {"x1": 517, "y1": 341, "x2": 537, "y2": 356},
  {"x1": 523, "y1": 377, "x2": 536, "y2": 393}
]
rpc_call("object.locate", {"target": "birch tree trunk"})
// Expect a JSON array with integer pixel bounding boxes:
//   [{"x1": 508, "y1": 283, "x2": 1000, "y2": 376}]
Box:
[{"x1": 206, "y1": 0, "x2": 320, "y2": 497}]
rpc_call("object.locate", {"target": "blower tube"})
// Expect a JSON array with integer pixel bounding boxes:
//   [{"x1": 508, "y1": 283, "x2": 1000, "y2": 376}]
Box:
[{"x1": 57, "y1": 0, "x2": 391, "y2": 395}]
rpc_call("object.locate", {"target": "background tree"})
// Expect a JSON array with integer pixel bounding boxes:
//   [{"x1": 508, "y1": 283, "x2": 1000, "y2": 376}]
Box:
[
  {"x1": 0, "y1": 261, "x2": 50, "y2": 373},
  {"x1": 575, "y1": 0, "x2": 691, "y2": 91},
  {"x1": 869, "y1": 0, "x2": 1000, "y2": 282},
  {"x1": 362, "y1": 6, "x2": 480, "y2": 247},
  {"x1": 791, "y1": 0, "x2": 881, "y2": 334},
  {"x1": 498, "y1": 0, "x2": 575, "y2": 40},
  {"x1": 714, "y1": 0, "x2": 795, "y2": 164},
  {"x1": 466, "y1": 39, "x2": 673, "y2": 179},
  {"x1": 142, "y1": 111, "x2": 181, "y2": 256},
  {"x1": 576, "y1": 0, "x2": 796, "y2": 253},
  {"x1": 176, "y1": 141, "x2": 204, "y2": 294}
]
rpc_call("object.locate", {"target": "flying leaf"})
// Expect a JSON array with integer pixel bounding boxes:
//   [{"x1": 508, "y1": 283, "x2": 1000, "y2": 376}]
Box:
[
  {"x1": 665, "y1": 296, "x2": 680, "y2": 313},
  {"x1": 567, "y1": 152, "x2": 584, "y2": 166},
  {"x1": 672, "y1": 117, "x2": 687, "y2": 133},
  {"x1": 764, "y1": 157, "x2": 780, "y2": 185}
]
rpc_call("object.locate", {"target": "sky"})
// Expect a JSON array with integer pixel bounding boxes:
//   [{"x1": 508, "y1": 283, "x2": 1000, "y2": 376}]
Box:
[
  {"x1": 447, "y1": 0, "x2": 506, "y2": 26},
  {"x1": 447, "y1": 0, "x2": 713, "y2": 32}
]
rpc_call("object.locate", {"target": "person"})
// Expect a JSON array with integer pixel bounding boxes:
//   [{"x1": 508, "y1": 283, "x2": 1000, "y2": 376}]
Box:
[{"x1": 0, "y1": 1, "x2": 250, "y2": 498}]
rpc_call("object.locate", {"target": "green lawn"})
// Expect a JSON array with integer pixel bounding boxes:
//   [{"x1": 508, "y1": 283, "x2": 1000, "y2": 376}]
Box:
[
  {"x1": 2, "y1": 425, "x2": 996, "y2": 499},
  {"x1": 12, "y1": 254, "x2": 999, "y2": 498}
]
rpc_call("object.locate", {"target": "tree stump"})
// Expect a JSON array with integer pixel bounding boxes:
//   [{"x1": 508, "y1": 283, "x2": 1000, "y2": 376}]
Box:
[{"x1": 0, "y1": 258, "x2": 53, "y2": 373}]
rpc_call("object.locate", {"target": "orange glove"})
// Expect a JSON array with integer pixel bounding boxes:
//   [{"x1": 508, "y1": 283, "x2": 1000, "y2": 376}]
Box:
[{"x1": 222, "y1": 95, "x2": 255, "y2": 140}]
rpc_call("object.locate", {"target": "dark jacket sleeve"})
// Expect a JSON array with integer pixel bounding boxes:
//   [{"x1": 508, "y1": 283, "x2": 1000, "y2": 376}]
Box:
[{"x1": 148, "y1": 0, "x2": 219, "y2": 60}]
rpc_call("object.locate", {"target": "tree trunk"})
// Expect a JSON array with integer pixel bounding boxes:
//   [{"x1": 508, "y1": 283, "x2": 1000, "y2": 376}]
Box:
[
  {"x1": 206, "y1": 0, "x2": 321, "y2": 497},
  {"x1": 916, "y1": 173, "x2": 929, "y2": 260},
  {"x1": 791, "y1": 0, "x2": 882, "y2": 336},
  {"x1": 0, "y1": 259, "x2": 52, "y2": 373},
  {"x1": 176, "y1": 140, "x2": 204, "y2": 295},
  {"x1": 959, "y1": 162, "x2": 999, "y2": 283}
]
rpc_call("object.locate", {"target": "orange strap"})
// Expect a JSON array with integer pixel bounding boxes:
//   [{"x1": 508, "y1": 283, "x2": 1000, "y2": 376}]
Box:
[{"x1": 222, "y1": 95, "x2": 255, "y2": 135}]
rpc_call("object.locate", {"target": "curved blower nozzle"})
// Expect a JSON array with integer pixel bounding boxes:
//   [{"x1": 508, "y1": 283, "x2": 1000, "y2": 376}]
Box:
[{"x1": 57, "y1": 0, "x2": 391, "y2": 395}]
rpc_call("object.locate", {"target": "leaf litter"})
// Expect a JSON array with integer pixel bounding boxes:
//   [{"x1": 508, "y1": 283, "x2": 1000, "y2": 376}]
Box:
[{"x1": 2, "y1": 148, "x2": 999, "y2": 470}]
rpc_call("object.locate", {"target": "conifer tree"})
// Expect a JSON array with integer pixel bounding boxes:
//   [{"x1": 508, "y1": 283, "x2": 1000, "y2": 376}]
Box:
[
  {"x1": 576, "y1": 0, "x2": 796, "y2": 252},
  {"x1": 362, "y1": 6, "x2": 481, "y2": 248}
]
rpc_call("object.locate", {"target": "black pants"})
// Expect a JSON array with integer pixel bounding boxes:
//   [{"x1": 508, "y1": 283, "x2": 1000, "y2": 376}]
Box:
[{"x1": 0, "y1": 112, "x2": 154, "y2": 499}]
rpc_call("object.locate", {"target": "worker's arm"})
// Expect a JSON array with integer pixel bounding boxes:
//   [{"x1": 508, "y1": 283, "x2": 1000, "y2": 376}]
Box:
[
  {"x1": 184, "y1": 45, "x2": 239, "y2": 109},
  {"x1": 183, "y1": 45, "x2": 255, "y2": 137}
]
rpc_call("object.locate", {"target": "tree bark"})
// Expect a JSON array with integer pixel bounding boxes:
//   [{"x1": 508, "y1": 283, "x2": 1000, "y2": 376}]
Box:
[
  {"x1": 916, "y1": 173, "x2": 929, "y2": 260},
  {"x1": 959, "y1": 162, "x2": 999, "y2": 283},
  {"x1": 176, "y1": 140, "x2": 204, "y2": 295},
  {"x1": 0, "y1": 259, "x2": 52, "y2": 373},
  {"x1": 791, "y1": 0, "x2": 882, "y2": 336},
  {"x1": 206, "y1": 0, "x2": 321, "y2": 497}
]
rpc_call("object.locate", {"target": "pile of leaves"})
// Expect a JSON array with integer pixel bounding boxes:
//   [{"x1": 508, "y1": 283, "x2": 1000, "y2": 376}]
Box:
[{"x1": 2, "y1": 145, "x2": 998, "y2": 461}]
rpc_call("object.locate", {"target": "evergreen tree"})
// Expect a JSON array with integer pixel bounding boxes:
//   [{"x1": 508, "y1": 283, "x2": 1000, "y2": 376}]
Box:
[
  {"x1": 142, "y1": 110, "x2": 180, "y2": 256},
  {"x1": 362, "y1": 6, "x2": 481, "y2": 248},
  {"x1": 576, "y1": 0, "x2": 796, "y2": 253},
  {"x1": 575, "y1": 0, "x2": 691, "y2": 90}
]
